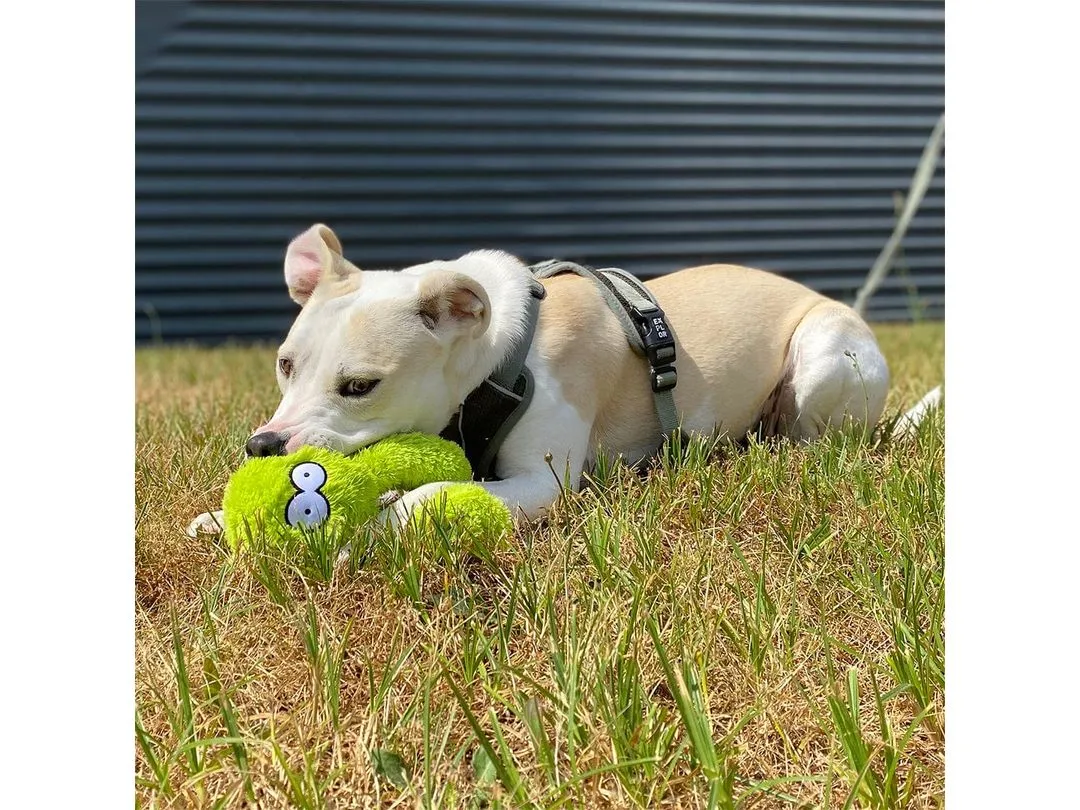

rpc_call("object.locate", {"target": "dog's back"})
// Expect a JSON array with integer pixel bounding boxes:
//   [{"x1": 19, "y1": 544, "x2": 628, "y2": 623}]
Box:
[{"x1": 535, "y1": 263, "x2": 886, "y2": 461}]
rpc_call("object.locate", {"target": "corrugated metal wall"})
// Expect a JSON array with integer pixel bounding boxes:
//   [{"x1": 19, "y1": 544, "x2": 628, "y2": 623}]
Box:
[{"x1": 135, "y1": 0, "x2": 944, "y2": 343}]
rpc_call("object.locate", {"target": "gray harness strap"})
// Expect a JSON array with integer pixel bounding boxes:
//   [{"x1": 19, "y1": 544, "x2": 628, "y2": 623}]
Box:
[{"x1": 531, "y1": 259, "x2": 681, "y2": 440}]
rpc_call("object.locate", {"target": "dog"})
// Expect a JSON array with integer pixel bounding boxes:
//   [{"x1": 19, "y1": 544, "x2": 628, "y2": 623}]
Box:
[{"x1": 187, "y1": 222, "x2": 892, "y2": 536}]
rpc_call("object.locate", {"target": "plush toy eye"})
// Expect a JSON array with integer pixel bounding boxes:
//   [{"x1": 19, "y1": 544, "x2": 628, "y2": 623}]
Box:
[
  {"x1": 290, "y1": 461, "x2": 327, "y2": 490},
  {"x1": 286, "y1": 490, "x2": 330, "y2": 527},
  {"x1": 278, "y1": 357, "x2": 293, "y2": 377},
  {"x1": 340, "y1": 378, "x2": 380, "y2": 397}
]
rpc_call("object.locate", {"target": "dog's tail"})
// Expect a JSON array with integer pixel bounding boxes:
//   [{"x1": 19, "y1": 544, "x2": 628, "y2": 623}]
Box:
[{"x1": 890, "y1": 385, "x2": 943, "y2": 439}]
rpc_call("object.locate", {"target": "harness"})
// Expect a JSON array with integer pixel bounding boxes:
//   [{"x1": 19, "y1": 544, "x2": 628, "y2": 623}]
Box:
[{"x1": 440, "y1": 260, "x2": 680, "y2": 481}]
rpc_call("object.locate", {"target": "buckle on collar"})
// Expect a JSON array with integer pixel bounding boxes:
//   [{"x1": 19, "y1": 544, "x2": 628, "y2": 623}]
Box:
[{"x1": 632, "y1": 305, "x2": 677, "y2": 372}]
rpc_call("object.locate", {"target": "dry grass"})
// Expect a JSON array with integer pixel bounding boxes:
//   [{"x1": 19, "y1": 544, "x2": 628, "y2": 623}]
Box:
[{"x1": 135, "y1": 323, "x2": 944, "y2": 809}]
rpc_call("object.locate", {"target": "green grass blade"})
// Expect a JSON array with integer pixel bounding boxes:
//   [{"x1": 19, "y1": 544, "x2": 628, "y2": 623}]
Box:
[
  {"x1": 170, "y1": 612, "x2": 201, "y2": 777},
  {"x1": 442, "y1": 667, "x2": 534, "y2": 809}
]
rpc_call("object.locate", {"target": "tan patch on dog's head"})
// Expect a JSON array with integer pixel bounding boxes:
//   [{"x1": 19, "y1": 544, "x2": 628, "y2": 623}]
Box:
[{"x1": 415, "y1": 270, "x2": 491, "y2": 337}]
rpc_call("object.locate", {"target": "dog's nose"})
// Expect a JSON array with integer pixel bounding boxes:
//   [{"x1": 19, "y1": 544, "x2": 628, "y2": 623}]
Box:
[{"x1": 245, "y1": 431, "x2": 287, "y2": 457}]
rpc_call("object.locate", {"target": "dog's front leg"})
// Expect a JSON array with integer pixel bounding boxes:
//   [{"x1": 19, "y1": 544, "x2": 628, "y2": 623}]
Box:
[
  {"x1": 385, "y1": 470, "x2": 569, "y2": 527},
  {"x1": 386, "y1": 396, "x2": 594, "y2": 527}
]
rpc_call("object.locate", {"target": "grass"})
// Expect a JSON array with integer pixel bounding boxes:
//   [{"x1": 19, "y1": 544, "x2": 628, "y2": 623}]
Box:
[{"x1": 135, "y1": 322, "x2": 944, "y2": 809}]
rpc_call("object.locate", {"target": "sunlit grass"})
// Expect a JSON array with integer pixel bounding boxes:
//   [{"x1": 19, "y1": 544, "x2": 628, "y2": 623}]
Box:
[{"x1": 135, "y1": 323, "x2": 944, "y2": 808}]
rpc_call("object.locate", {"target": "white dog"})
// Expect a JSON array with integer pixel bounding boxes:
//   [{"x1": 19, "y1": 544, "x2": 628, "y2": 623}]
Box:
[{"x1": 189, "y1": 223, "x2": 894, "y2": 535}]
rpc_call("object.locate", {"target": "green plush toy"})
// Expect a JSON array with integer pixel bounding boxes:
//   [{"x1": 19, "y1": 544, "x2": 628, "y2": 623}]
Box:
[{"x1": 221, "y1": 432, "x2": 513, "y2": 551}]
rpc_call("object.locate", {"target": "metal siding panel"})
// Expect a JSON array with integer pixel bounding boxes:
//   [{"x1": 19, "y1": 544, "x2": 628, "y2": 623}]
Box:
[{"x1": 136, "y1": 0, "x2": 945, "y2": 343}]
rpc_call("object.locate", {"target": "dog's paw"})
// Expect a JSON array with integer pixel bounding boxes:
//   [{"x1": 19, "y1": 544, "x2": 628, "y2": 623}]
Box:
[
  {"x1": 376, "y1": 499, "x2": 409, "y2": 531},
  {"x1": 378, "y1": 482, "x2": 455, "y2": 531},
  {"x1": 378, "y1": 489, "x2": 403, "y2": 509},
  {"x1": 186, "y1": 510, "x2": 225, "y2": 539}
]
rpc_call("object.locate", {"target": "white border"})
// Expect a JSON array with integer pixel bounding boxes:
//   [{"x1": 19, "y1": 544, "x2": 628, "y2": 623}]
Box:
[
  {"x1": 0, "y1": 2, "x2": 133, "y2": 803},
  {"x1": 947, "y1": 1, "x2": 1080, "y2": 807}
]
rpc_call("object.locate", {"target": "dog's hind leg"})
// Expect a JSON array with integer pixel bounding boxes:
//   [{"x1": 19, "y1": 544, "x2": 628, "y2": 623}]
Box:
[{"x1": 779, "y1": 301, "x2": 890, "y2": 441}]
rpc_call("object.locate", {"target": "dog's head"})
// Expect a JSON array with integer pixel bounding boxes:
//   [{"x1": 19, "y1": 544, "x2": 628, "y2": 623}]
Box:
[{"x1": 246, "y1": 224, "x2": 528, "y2": 457}]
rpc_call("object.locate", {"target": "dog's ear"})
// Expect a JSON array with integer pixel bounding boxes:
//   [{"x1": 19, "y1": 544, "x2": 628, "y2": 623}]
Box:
[
  {"x1": 284, "y1": 224, "x2": 350, "y2": 305},
  {"x1": 416, "y1": 271, "x2": 491, "y2": 337}
]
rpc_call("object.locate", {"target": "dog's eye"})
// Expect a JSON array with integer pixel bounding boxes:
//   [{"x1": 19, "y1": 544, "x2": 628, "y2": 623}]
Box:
[
  {"x1": 340, "y1": 378, "x2": 380, "y2": 398},
  {"x1": 278, "y1": 357, "x2": 293, "y2": 377}
]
